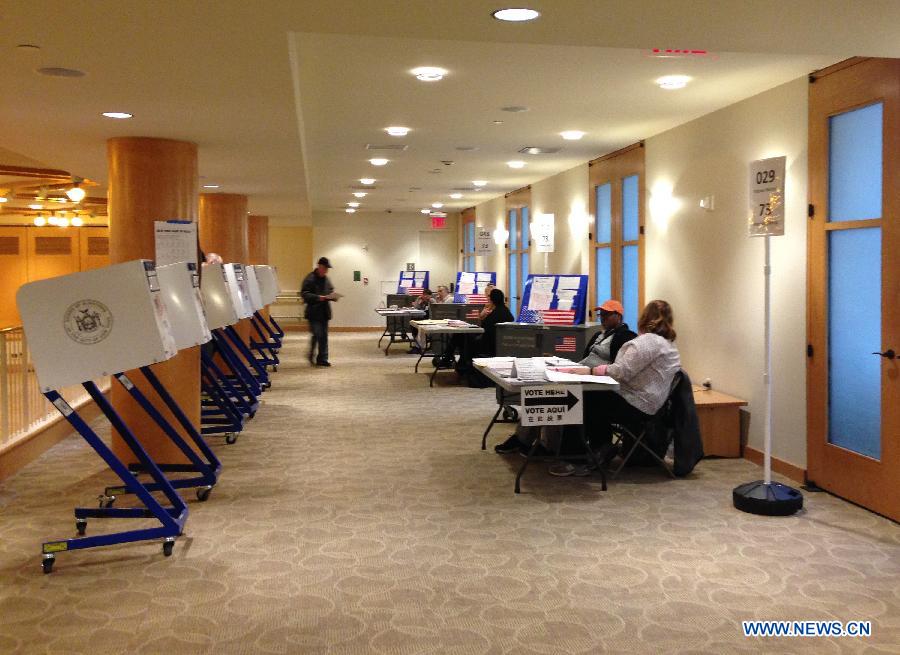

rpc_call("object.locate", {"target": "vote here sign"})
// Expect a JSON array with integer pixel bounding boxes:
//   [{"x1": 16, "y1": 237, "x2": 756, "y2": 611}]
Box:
[{"x1": 521, "y1": 384, "x2": 583, "y2": 426}]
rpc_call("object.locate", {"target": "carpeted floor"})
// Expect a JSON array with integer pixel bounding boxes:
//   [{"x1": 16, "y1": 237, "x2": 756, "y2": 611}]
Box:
[{"x1": 1, "y1": 332, "x2": 898, "y2": 654}]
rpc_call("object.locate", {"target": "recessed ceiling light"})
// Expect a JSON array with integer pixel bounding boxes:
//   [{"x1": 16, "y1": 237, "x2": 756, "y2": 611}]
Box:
[
  {"x1": 472, "y1": 180, "x2": 488, "y2": 187},
  {"x1": 345, "y1": 208, "x2": 356, "y2": 213},
  {"x1": 202, "y1": 184, "x2": 220, "y2": 189},
  {"x1": 347, "y1": 202, "x2": 360, "y2": 208},
  {"x1": 410, "y1": 66, "x2": 447, "y2": 82},
  {"x1": 432, "y1": 202, "x2": 444, "y2": 208},
  {"x1": 359, "y1": 178, "x2": 375, "y2": 185},
  {"x1": 656, "y1": 75, "x2": 691, "y2": 90},
  {"x1": 102, "y1": 112, "x2": 133, "y2": 119},
  {"x1": 369, "y1": 158, "x2": 389, "y2": 166},
  {"x1": 560, "y1": 130, "x2": 585, "y2": 140},
  {"x1": 507, "y1": 160, "x2": 526, "y2": 169},
  {"x1": 37, "y1": 66, "x2": 86, "y2": 78},
  {"x1": 492, "y1": 120, "x2": 504, "y2": 125},
  {"x1": 449, "y1": 193, "x2": 463, "y2": 199},
  {"x1": 492, "y1": 8, "x2": 541, "y2": 22},
  {"x1": 353, "y1": 192, "x2": 367, "y2": 198},
  {"x1": 385, "y1": 126, "x2": 410, "y2": 136}
]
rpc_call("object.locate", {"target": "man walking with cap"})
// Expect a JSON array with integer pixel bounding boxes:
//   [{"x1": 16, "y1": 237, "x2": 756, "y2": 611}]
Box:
[{"x1": 301, "y1": 257, "x2": 340, "y2": 366}]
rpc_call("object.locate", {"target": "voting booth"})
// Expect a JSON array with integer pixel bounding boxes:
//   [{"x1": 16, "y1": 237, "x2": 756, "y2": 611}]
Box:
[
  {"x1": 16, "y1": 260, "x2": 189, "y2": 573},
  {"x1": 224, "y1": 263, "x2": 254, "y2": 320},
  {"x1": 157, "y1": 262, "x2": 211, "y2": 349},
  {"x1": 244, "y1": 265, "x2": 280, "y2": 369},
  {"x1": 496, "y1": 322, "x2": 604, "y2": 358}
]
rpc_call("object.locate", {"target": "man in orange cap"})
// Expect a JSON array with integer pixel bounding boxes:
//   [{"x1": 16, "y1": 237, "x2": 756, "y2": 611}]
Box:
[{"x1": 579, "y1": 299, "x2": 636, "y2": 369}]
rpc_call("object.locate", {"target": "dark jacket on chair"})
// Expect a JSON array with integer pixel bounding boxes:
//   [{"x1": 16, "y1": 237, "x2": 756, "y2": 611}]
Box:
[{"x1": 669, "y1": 370, "x2": 704, "y2": 476}]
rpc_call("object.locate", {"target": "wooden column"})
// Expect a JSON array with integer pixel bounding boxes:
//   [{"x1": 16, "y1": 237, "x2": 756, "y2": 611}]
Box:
[
  {"x1": 107, "y1": 137, "x2": 199, "y2": 464},
  {"x1": 199, "y1": 194, "x2": 251, "y2": 343},
  {"x1": 247, "y1": 215, "x2": 269, "y2": 318}
]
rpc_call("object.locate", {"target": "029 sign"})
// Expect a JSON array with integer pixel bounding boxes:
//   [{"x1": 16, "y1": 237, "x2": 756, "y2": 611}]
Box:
[{"x1": 748, "y1": 156, "x2": 786, "y2": 237}]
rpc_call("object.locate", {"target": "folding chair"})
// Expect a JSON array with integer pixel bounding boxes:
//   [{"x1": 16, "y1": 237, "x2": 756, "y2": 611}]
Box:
[{"x1": 608, "y1": 371, "x2": 682, "y2": 479}]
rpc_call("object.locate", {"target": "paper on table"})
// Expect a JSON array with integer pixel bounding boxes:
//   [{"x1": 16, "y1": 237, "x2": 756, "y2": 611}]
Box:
[
  {"x1": 476, "y1": 273, "x2": 492, "y2": 282},
  {"x1": 545, "y1": 370, "x2": 617, "y2": 385},
  {"x1": 459, "y1": 272, "x2": 476, "y2": 283},
  {"x1": 513, "y1": 357, "x2": 545, "y2": 381},
  {"x1": 557, "y1": 276, "x2": 581, "y2": 290}
]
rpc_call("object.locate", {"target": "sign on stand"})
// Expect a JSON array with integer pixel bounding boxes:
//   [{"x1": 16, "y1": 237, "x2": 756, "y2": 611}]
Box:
[
  {"x1": 533, "y1": 213, "x2": 555, "y2": 252},
  {"x1": 748, "y1": 156, "x2": 786, "y2": 237},
  {"x1": 475, "y1": 226, "x2": 495, "y2": 255},
  {"x1": 521, "y1": 384, "x2": 582, "y2": 426}
]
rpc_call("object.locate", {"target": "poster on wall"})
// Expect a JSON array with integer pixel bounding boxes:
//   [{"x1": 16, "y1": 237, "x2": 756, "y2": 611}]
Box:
[
  {"x1": 475, "y1": 226, "x2": 495, "y2": 255},
  {"x1": 154, "y1": 220, "x2": 197, "y2": 267},
  {"x1": 533, "y1": 214, "x2": 555, "y2": 252},
  {"x1": 748, "y1": 156, "x2": 786, "y2": 237}
]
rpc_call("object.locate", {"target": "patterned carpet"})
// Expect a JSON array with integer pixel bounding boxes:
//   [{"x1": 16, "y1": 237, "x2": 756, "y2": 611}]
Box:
[{"x1": 1, "y1": 332, "x2": 898, "y2": 654}]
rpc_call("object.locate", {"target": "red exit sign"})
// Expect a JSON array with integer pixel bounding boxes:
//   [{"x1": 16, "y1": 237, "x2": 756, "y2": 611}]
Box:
[{"x1": 431, "y1": 215, "x2": 446, "y2": 229}]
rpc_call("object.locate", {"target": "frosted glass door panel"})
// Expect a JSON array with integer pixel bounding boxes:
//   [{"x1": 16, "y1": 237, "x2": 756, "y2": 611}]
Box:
[
  {"x1": 508, "y1": 255, "x2": 518, "y2": 315},
  {"x1": 595, "y1": 248, "x2": 611, "y2": 308},
  {"x1": 596, "y1": 184, "x2": 611, "y2": 243},
  {"x1": 622, "y1": 245, "x2": 639, "y2": 331},
  {"x1": 622, "y1": 175, "x2": 640, "y2": 241},
  {"x1": 828, "y1": 227, "x2": 881, "y2": 459},
  {"x1": 829, "y1": 103, "x2": 883, "y2": 222},
  {"x1": 509, "y1": 211, "x2": 518, "y2": 250}
]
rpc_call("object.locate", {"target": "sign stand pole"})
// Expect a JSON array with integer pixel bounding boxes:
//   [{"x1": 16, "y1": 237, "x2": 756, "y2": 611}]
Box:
[{"x1": 733, "y1": 235, "x2": 803, "y2": 515}]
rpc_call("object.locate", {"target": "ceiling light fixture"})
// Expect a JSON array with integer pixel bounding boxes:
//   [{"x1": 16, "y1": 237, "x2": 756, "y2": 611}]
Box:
[
  {"x1": 58, "y1": 216, "x2": 70, "y2": 227},
  {"x1": 348, "y1": 202, "x2": 360, "y2": 208},
  {"x1": 472, "y1": 180, "x2": 488, "y2": 187},
  {"x1": 410, "y1": 66, "x2": 447, "y2": 82},
  {"x1": 449, "y1": 193, "x2": 463, "y2": 199},
  {"x1": 656, "y1": 75, "x2": 691, "y2": 90},
  {"x1": 560, "y1": 130, "x2": 585, "y2": 140},
  {"x1": 33, "y1": 215, "x2": 47, "y2": 226},
  {"x1": 0, "y1": 194, "x2": 8, "y2": 203},
  {"x1": 353, "y1": 192, "x2": 367, "y2": 198},
  {"x1": 359, "y1": 178, "x2": 376, "y2": 185},
  {"x1": 420, "y1": 209, "x2": 430, "y2": 214},
  {"x1": 345, "y1": 208, "x2": 356, "y2": 214},
  {"x1": 385, "y1": 126, "x2": 411, "y2": 137},
  {"x1": 432, "y1": 202, "x2": 444, "y2": 208},
  {"x1": 29, "y1": 203, "x2": 43, "y2": 210},
  {"x1": 369, "y1": 158, "x2": 389, "y2": 166},
  {"x1": 101, "y1": 111, "x2": 133, "y2": 119},
  {"x1": 492, "y1": 8, "x2": 541, "y2": 22},
  {"x1": 507, "y1": 160, "x2": 526, "y2": 169},
  {"x1": 71, "y1": 216, "x2": 84, "y2": 227},
  {"x1": 65, "y1": 177, "x2": 86, "y2": 202}
]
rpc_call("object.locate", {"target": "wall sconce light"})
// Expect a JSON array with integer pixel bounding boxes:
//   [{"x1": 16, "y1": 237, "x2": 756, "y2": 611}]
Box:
[
  {"x1": 33, "y1": 214, "x2": 47, "y2": 226},
  {"x1": 649, "y1": 182, "x2": 682, "y2": 233},
  {"x1": 65, "y1": 177, "x2": 86, "y2": 202},
  {"x1": 493, "y1": 228, "x2": 509, "y2": 245}
]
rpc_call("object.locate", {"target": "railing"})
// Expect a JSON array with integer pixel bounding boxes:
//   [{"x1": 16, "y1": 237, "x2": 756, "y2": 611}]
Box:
[
  {"x1": 271, "y1": 291, "x2": 303, "y2": 322},
  {"x1": 0, "y1": 326, "x2": 108, "y2": 451}
]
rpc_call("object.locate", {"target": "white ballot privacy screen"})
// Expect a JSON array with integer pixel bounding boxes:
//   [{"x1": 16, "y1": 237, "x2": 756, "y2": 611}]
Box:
[
  {"x1": 16, "y1": 260, "x2": 178, "y2": 391},
  {"x1": 156, "y1": 262, "x2": 212, "y2": 349},
  {"x1": 200, "y1": 263, "x2": 241, "y2": 330}
]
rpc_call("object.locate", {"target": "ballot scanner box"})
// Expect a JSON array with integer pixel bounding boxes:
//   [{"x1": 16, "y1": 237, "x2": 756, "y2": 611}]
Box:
[
  {"x1": 201, "y1": 263, "x2": 241, "y2": 330},
  {"x1": 16, "y1": 260, "x2": 178, "y2": 391},
  {"x1": 429, "y1": 303, "x2": 484, "y2": 323},
  {"x1": 386, "y1": 294, "x2": 413, "y2": 308},
  {"x1": 243, "y1": 265, "x2": 265, "y2": 312},
  {"x1": 156, "y1": 262, "x2": 211, "y2": 349},
  {"x1": 251, "y1": 265, "x2": 278, "y2": 306},
  {"x1": 495, "y1": 322, "x2": 605, "y2": 358},
  {"x1": 224, "y1": 263, "x2": 254, "y2": 319}
]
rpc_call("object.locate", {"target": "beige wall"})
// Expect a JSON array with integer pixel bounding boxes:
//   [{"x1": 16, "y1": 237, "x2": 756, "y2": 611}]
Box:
[
  {"x1": 644, "y1": 76, "x2": 809, "y2": 468},
  {"x1": 473, "y1": 196, "x2": 508, "y2": 296},
  {"x1": 531, "y1": 164, "x2": 591, "y2": 277},
  {"x1": 269, "y1": 225, "x2": 313, "y2": 292},
  {"x1": 312, "y1": 211, "x2": 460, "y2": 327}
]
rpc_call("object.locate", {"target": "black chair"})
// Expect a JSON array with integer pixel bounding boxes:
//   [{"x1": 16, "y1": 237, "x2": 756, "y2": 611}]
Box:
[{"x1": 608, "y1": 371, "x2": 682, "y2": 479}]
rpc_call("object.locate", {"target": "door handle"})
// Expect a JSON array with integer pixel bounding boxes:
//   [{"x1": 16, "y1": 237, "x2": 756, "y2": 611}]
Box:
[{"x1": 872, "y1": 349, "x2": 896, "y2": 360}]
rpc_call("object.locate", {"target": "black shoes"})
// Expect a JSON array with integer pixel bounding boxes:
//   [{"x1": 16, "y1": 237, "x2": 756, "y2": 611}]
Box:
[
  {"x1": 494, "y1": 435, "x2": 521, "y2": 454},
  {"x1": 316, "y1": 361, "x2": 332, "y2": 367},
  {"x1": 307, "y1": 352, "x2": 315, "y2": 365}
]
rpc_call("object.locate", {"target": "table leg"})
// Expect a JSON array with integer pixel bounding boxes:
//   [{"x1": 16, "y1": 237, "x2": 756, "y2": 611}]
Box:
[
  {"x1": 575, "y1": 424, "x2": 607, "y2": 491},
  {"x1": 515, "y1": 436, "x2": 540, "y2": 494},
  {"x1": 482, "y1": 403, "x2": 505, "y2": 450}
]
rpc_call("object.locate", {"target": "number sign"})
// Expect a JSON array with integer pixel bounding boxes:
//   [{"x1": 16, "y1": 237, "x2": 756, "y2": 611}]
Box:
[
  {"x1": 748, "y1": 156, "x2": 786, "y2": 237},
  {"x1": 475, "y1": 226, "x2": 495, "y2": 255}
]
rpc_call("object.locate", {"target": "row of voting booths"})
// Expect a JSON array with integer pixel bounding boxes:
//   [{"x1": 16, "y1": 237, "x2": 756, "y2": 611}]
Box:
[{"x1": 16, "y1": 259, "x2": 283, "y2": 573}]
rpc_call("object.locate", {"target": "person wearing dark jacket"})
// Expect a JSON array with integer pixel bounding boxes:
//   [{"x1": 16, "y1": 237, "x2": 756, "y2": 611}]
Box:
[
  {"x1": 300, "y1": 257, "x2": 338, "y2": 366},
  {"x1": 579, "y1": 299, "x2": 636, "y2": 368}
]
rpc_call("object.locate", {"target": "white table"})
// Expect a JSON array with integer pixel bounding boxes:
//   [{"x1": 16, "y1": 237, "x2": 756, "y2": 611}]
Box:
[
  {"x1": 374, "y1": 308, "x2": 426, "y2": 355},
  {"x1": 474, "y1": 358, "x2": 619, "y2": 493},
  {"x1": 409, "y1": 320, "x2": 484, "y2": 386}
]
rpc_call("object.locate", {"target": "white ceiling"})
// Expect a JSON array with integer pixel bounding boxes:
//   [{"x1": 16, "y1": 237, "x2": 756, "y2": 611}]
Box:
[{"x1": 0, "y1": 1, "x2": 897, "y2": 223}]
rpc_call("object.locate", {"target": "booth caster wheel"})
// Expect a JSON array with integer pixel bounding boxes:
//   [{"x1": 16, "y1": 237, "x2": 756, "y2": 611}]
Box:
[
  {"x1": 225, "y1": 433, "x2": 238, "y2": 445},
  {"x1": 273, "y1": 365, "x2": 278, "y2": 372},
  {"x1": 196, "y1": 486, "x2": 213, "y2": 502},
  {"x1": 42, "y1": 555, "x2": 55, "y2": 574},
  {"x1": 98, "y1": 494, "x2": 116, "y2": 509},
  {"x1": 502, "y1": 407, "x2": 519, "y2": 421},
  {"x1": 162, "y1": 538, "x2": 175, "y2": 557},
  {"x1": 76, "y1": 519, "x2": 87, "y2": 536}
]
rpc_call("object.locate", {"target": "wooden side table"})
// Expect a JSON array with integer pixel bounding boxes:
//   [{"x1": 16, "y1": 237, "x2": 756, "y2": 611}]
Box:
[{"x1": 692, "y1": 389, "x2": 748, "y2": 457}]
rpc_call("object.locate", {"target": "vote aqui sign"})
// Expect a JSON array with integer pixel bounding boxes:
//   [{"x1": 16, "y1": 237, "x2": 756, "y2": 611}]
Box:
[{"x1": 521, "y1": 384, "x2": 582, "y2": 426}]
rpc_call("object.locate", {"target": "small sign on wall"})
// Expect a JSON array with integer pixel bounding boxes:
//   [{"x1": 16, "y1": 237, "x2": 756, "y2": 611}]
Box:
[
  {"x1": 431, "y1": 215, "x2": 446, "y2": 229},
  {"x1": 475, "y1": 226, "x2": 495, "y2": 255},
  {"x1": 533, "y1": 213, "x2": 555, "y2": 252},
  {"x1": 406, "y1": 263, "x2": 415, "y2": 271},
  {"x1": 748, "y1": 156, "x2": 786, "y2": 237}
]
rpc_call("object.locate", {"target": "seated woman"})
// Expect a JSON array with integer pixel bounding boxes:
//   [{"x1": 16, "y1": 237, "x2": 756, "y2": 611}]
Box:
[
  {"x1": 441, "y1": 288, "x2": 513, "y2": 372},
  {"x1": 549, "y1": 298, "x2": 680, "y2": 476}
]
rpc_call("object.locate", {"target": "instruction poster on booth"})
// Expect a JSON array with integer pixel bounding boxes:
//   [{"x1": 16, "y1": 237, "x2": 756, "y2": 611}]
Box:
[{"x1": 154, "y1": 221, "x2": 198, "y2": 267}]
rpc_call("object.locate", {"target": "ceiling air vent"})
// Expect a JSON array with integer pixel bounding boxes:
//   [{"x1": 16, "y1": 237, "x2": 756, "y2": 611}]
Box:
[
  {"x1": 365, "y1": 144, "x2": 409, "y2": 151},
  {"x1": 519, "y1": 146, "x2": 561, "y2": 155},
  {"x1": 452, "y1": 187, "x2": 477, "y2": 191},
  {"x1": 350, "y1": 185, "x2": 376, "y2": 190}
]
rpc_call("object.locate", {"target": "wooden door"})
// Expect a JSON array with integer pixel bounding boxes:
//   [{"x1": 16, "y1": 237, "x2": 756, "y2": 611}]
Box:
[
  {"x1": 79, "y1": 226, "x2": 110, "y2": 271},
  {"x1": 0, "y1": 227, "x2": 27, "y2": 327},
  {"x1": 807, "y1": 58, "x2": 899, "y2": 521},
  {"x1": 26, "y1": 226, "x2": 80, "y2": 282}
]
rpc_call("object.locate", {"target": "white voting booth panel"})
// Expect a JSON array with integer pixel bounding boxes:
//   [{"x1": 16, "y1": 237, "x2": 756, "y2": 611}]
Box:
[
  {"x1": 243, "y1": 265, "x2": 265, "y2": 312},
  {"x1": 16, "y1": 260, "x2": 178, "y2": 391},
  {"x1": 253, "y1": 265, "x2": 280, "y2": 305},
  {"x1": 157, "y1": 262, "x2": 212, "y2": 349},
  {"x1": 224, "y1": 264, "x2": 253, "y2": 319},
  {"x1": 200, "y1": 263, "x2": 240, "y2": 330}
]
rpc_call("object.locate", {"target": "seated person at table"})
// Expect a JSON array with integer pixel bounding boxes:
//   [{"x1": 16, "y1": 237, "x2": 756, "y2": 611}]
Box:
[
  {"x1": 494, "y1": 298, "x2": 635, "y2": 455},
  {"x1": 410, "y1": 288, "x2": 435, "y2": 311},
  {"x1": 548, "y1": 299, "x2": 681, "y2": 476},
  {"x1": 435, "y1": 286, "x2": 454, "y2": 303},
  {"x1": 478, "y1": 283, "x2": 497, "y2": 319},
  {"x1": 440, "y1": 288, "x2": 513, "y2": 370}
]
